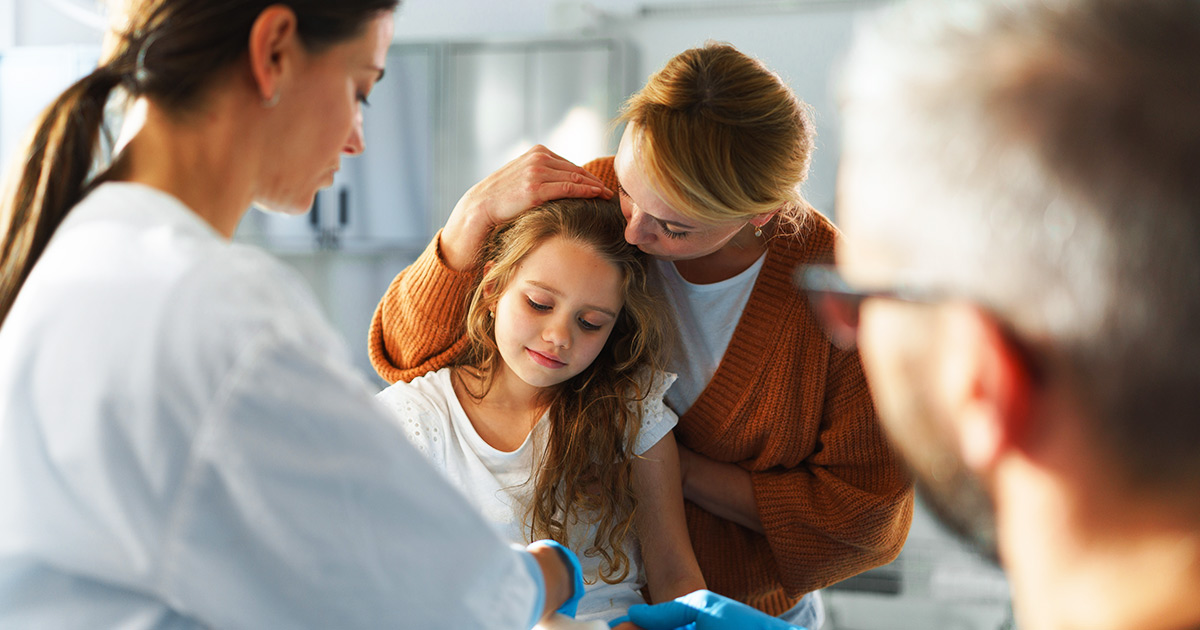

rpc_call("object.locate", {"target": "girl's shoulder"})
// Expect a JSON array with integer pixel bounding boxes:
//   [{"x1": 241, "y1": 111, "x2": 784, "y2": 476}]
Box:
[
  {"x1": 375, "y1": 368, "x2": 457, "y2": 458},
  {"x1": 630, "y1": 368, "x2": 680, "y2": 456},
  {"x1": 638, "y1": 368, "x2": 678, "y2": 404}
]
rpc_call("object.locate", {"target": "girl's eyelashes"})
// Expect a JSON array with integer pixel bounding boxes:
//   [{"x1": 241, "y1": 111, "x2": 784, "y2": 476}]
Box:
[
  {"x1": 525, "y1": 296, "x2": 607, "y2": 332},
  {"x1": 616, "y1": 184, "x2": 630, "y2": 198},
  {"x1": 577, "y1": 318, "x2": 602, "y2": 332},
  {"x1": 356, "y1": 91, "x2": 371, "y2": 107}
]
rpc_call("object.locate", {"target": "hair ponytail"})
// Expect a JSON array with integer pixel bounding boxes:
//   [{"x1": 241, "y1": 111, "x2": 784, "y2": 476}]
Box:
[{"x1": 0, "y1": 66, "x2": 124, "y2": 327}]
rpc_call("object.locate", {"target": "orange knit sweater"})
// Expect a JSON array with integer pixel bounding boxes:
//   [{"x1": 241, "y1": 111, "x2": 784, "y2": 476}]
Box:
[{"x1": 368, "y1": 157, "x2": 913, "y2": 615}]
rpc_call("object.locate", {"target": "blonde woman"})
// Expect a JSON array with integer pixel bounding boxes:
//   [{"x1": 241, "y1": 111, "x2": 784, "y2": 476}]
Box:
[{"x1": 369, "y1": 43, "x2": 913, "y2": 627}]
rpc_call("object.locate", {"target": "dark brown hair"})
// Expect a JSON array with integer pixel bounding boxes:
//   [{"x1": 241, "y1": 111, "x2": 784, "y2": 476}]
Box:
[
  {"x1": 0, "y1": 0, "x2": 398, "y2": 327},
  {"x1": 456, "y1": 197, "x2": 671, "y2": 584}
]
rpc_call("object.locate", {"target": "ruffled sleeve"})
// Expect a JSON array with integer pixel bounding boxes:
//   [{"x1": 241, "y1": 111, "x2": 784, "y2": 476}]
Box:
[
  {"x1": 631, "y1": 369, "x2": 679, "y2": 456},
  {"x1": 373, "y1": 375, "x2": 452, "y2": 470}
]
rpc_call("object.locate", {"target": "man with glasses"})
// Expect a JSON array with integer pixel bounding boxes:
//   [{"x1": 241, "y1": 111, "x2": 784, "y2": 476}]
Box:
[{"x1": 620, "y1": 0, "x2": 1200, "y2": 628}]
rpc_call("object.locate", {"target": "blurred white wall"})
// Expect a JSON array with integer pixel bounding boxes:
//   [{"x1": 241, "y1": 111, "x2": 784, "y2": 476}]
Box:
[{"x1": 1, "y1": 0, "x2": 103, "y2": 47}]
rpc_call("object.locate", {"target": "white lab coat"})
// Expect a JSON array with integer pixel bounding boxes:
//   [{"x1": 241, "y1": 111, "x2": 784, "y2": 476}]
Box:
[{"x1": 0, "y1": 183, "x2": 543, "y2": 629}]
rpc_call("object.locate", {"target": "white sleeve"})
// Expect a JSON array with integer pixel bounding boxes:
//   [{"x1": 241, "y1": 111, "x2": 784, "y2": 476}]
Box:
[
  {"x1": 375, "y1": 380, "x2": 449, "y2": 470},
  {"x1": 158, "y1": 328, "x2": 544, "y2": 630},
  {"x1": 631, "y1": 370, "x2": 680, "y2": 456}
]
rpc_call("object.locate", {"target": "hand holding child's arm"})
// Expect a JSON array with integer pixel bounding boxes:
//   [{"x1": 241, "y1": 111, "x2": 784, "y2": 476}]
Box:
[{"x1": 633, "y1": 431, "x2": 707, "y2": 604}]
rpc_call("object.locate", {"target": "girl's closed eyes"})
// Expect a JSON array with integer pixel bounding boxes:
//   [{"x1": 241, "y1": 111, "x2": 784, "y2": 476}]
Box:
[{"x1": 524, "y1": 298, "x2": 611, "y2": 333}]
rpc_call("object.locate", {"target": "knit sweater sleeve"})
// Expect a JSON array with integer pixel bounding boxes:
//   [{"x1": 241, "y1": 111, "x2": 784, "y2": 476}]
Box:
[
  {"x1": 750, "y1": 341, "x2": 913, "y2": 597},
  {"x1": 368, "y1": 230, "x2": 476, "y2": 384}
]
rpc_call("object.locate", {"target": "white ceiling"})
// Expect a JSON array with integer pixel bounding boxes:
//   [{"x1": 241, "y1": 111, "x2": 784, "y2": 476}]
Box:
[{"x1": 3, "y1": 0, "x2": 878, "y2": 47}]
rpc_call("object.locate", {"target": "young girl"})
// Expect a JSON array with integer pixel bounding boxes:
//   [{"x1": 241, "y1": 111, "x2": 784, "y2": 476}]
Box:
[{"x1": 375, "y1": 197, "x2": 705, "y2": 622}]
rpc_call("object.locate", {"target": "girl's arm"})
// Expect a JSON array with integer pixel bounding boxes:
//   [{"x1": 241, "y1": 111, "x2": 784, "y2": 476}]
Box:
[{"x1": 633, "y1": 430, "x2": 707, "y2": 604}]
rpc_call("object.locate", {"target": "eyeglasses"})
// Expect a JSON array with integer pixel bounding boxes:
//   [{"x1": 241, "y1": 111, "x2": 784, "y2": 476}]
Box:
[
  {"x1": 797, "y1": 264, "x2": 1048, "y2": 386},
  {"x1": 794, "y1": 264, "x2": 939, "y2": 349}
]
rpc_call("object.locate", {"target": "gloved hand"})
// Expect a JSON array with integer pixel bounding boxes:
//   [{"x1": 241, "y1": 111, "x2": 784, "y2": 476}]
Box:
[
  {"x1": 610, "y1": 590, "x2": 807, "y2": 630},
  {"x1": 532, "y1": 540, "x2": 586, "y2": 618}
]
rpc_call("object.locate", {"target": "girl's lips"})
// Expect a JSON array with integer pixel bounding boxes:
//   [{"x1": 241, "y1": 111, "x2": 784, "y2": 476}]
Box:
[{"x1": 526, "y1": 348, "x2": 566, "y2": 369}]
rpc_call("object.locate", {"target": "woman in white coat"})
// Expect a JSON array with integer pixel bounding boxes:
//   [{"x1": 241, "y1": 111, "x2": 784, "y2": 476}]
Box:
[{"x1": 0, "y1": 2, "x2": 579, "y2": 628}]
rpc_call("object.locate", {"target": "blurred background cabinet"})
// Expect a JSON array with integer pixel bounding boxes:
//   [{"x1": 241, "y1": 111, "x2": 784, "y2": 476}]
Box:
[{"x1": 439, "y1": 39, "x2": 630, "y2": 227}]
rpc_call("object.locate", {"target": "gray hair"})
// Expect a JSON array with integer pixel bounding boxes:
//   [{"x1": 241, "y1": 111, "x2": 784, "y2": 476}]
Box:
[{"x1": 839, "y1": 0, "x2": 1200, "y2": 497}]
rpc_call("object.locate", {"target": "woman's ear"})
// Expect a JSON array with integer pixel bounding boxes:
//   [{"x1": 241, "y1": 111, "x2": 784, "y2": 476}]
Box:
[
  {"x1": 247, "y1": 6, "x2": 299, "y2": 105},
  {"x1": 749, "y1": 208, "x2": 780, "y2": 228}
]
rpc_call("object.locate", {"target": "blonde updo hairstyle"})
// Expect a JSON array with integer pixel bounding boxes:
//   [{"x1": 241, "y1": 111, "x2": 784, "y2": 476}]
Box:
[
  {"x1": 618, "y1": 42, "x2": 816, "y2": 233},
  {"x1": 456, "y1": 196, "x2": 671, "y2": 584}
]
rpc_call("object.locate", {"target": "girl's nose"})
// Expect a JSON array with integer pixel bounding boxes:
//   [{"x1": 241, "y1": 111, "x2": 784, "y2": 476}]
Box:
[{"x1": 544, "y1": 317, "x2": 571, "y2": 349}]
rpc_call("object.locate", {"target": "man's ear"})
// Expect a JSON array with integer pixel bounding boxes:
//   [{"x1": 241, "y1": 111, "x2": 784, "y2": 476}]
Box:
[
  {"x1": 940, "y1": 305, "x2": 1036, "y2": 473},
  {"x1": 247, "y1": 6, "x2": 299, "y2": 104}
]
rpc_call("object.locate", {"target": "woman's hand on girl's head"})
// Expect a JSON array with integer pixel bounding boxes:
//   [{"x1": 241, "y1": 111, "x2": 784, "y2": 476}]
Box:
[{"x1": 439, "y1": 145, "x2": 613, "y2": 270}]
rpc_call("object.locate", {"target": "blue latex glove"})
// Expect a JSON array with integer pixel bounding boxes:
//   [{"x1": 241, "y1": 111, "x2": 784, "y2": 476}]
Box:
[
  {"x1": 617, "y1": 590, "x2": 806, "y2": 630},
  {"x1": 533, "y1": 539, "x2": 586, "y2": 618}
]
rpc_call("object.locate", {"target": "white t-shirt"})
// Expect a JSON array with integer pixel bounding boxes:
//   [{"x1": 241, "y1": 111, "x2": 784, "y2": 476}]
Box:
[
  {"x1": 376, "y1": 368, "x2": 679, "y2": 622},
  {"x1": 0, "y1": 183, "x2": 544, "y2": 629},
  {"x1": 653, "y1": 255, "x2": 766, "y2": 415}
]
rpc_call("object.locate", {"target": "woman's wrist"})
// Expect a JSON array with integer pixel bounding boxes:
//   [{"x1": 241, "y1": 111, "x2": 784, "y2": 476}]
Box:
[{"x1": 440, "y1": 203, "x2": 493, "y2": 271}]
